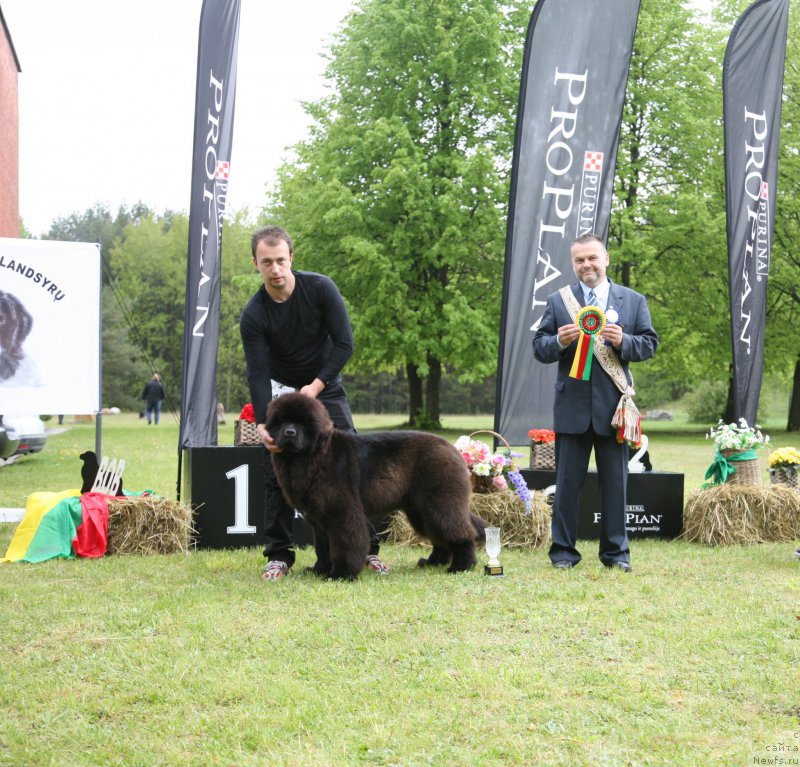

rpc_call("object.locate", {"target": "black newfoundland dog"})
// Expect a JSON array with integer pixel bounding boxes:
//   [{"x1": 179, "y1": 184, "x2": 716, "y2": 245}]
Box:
[{"x1": 266, "y1": 393, "x2": 487, "y2": 580}]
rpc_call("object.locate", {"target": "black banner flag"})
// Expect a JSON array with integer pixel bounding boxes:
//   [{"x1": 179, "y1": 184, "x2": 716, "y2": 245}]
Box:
[
  {"x1": 180, "y1": 0, "x2": 240, "y2": 449},
  {"x1": 724, "y1": 0, "x2": 789, "y2": 426},
  {"x1": 494, "y1": 0, "x2": 641, "y2": 445}
]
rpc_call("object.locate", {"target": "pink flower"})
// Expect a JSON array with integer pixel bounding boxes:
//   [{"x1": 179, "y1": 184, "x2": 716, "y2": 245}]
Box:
[{"x1": 492, "y1": 475, "x2": 508, "y2": 490}]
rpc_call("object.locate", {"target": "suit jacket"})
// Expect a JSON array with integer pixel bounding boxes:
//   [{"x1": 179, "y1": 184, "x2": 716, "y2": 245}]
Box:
[{"x1": 532, "y1": 280, "x2": 659, "y2": 436}]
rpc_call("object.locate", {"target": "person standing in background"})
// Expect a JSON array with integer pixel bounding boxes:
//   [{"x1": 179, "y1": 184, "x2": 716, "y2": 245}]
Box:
[{"x1": 142, "y1": 374, "x2": 167, "y2": 426}]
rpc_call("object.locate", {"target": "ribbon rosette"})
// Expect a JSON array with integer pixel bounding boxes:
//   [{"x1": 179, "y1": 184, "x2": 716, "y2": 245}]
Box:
[{"x1": 569, "y1": 305, "x2": 606, "y2": 381}]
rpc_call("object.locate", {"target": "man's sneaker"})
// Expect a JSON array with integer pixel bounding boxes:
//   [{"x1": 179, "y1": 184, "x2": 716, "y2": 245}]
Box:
[
  {"x1": 366, "y1": 554, "x2": 390, "y2": 574},
  {"x1": 262, "y1": 561, "x2": 290, "y2": 581}
]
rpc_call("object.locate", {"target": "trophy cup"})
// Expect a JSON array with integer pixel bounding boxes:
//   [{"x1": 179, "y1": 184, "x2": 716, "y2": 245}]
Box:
[{"x1": 484, "y1": 526, "x2": 504, "y2": 576}]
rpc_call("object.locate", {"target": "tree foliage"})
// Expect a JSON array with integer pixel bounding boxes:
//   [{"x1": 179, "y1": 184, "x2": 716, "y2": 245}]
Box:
[
  {"x1": 28, "y1": 2, "x2": 800, "y2": 426},
  {"x1": 271, "y1": 0, "x2": 528, "y2": 426}
]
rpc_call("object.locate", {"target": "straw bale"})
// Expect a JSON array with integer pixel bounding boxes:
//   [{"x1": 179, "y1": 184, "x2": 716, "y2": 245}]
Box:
[
  {"x1": 385, "y1": 490, "x2": 551, "y2": 550},
  {"x1": 682, "y1": 484, "x2": 800, "y2": 545},
  {"x1": 106, "y1": 496, "x2": 195, "y2": 555}
]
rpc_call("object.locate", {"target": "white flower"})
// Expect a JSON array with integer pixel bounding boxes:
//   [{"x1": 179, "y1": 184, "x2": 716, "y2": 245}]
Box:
[{"x1": 707, "y1": 419, "x2": 768, "y2": 452}]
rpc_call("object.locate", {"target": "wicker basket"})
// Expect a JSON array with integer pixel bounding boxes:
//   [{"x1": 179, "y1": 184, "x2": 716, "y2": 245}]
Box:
[
  {"x1": 769, "y1": 466, "x2": 799, "y2": 490},
  {"x1": 468, "y1": 430, "x2": 512, "y2": 495},
  {"x1": 721, "y1": 448, "x2": 761, "y2": 486},
  {"x1": 234, "y1": 419, "x2": 261, "y2": 446},
  {"x1": 529, "y1": 440, "x2": 556, "y2": 470}
]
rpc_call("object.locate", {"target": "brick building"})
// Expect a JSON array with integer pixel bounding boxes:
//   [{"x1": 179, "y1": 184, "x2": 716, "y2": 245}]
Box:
[{"x1": 0, "y1": 5, "x2": 20, "y2": 237}]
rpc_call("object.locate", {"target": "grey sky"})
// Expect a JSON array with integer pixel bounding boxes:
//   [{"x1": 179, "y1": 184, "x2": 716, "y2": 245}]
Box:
[{"x1": 2, "y1": 0, "x2": 356, "y2": 236}]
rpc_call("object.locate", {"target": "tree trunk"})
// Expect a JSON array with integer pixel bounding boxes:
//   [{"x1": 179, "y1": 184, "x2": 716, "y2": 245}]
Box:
[
  {"x1": 424, "y1": 355, "x2": 443, "y2": 429},
  {"x1": 407, "y1": 362, "x2": 423, "y2": 426},
  {"x1": 788, "y1": 354, "x2": 800, "y2": 431}
]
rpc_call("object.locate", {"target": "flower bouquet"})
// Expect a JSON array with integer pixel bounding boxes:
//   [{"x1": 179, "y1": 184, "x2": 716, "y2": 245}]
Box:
[
  {"x1": 704, "y1": 418, "x2": 769, "y2": 486},
  {"x1": 528, "y1": 428, "x2": 556, "y2": 470},
  {"x1": 234, "y1": 403, "x2": 261, "y2": 446},
  {"x1": 455, "y1": 433, "x2": 532, "y2": 512},
  {"x1": 768, "y1": 446, "x2": 800, "y2": 490}
]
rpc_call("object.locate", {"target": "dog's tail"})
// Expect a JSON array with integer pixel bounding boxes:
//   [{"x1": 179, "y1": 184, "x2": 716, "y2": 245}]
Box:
[{"x1": 470, "y1": 512, "x2": 488, "y2": 541}]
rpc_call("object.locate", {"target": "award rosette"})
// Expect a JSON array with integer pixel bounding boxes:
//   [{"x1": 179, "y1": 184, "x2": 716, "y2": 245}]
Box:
[{"x1": 569, "y1": 305, "x2": 606, "y2": 380}]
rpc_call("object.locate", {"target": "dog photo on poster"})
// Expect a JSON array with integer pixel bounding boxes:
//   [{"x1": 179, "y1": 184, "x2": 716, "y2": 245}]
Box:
[{"x1": 0, "y1": 238, "x2": 101, "y2": 415}]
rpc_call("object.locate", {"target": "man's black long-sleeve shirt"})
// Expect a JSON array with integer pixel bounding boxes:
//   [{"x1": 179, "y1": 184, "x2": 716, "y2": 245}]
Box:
[{"x1": 239, "y1": 271, "x2": 354, "y2": 425}]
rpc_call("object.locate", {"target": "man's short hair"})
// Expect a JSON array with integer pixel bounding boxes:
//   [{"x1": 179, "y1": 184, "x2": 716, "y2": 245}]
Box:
[
  {"x1": 572, "y1": 232, "x2": 606, "y2": 249},
  {"x1": 251, "y1": 226, "x2": 294, "y2": 258}
]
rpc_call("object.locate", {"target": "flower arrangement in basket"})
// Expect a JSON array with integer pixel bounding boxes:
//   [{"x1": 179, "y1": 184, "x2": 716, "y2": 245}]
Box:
[
  {"x1": 768, "y1": 447, "x2": 800, "y2": 490},
  {"x1": 528, "y1": 428, "x2": 556, "y2": 470},
  {"x1": 455, "y1": 431, "x2": 532, "y2": 511},
  {"x1": 704, "y1": 418, "x2": 769, "y2": 486},
  {"x1": 234, "y1": 403, "x2": 261, "y2": 446}
]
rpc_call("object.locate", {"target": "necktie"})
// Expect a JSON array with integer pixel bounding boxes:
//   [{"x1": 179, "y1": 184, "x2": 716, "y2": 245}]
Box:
[{"x1": 587, "y1": 289, "x2": 598, "y2": 307}]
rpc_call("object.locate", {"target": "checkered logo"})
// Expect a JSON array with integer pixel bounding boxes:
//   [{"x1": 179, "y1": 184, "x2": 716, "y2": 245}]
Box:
[
  {"x1": 215, "y1": 161, "x2": 230, "y2": 180},
  {"x1": 760, "y1": 181, "x2": 769, "y2": 200},
  {"x1": 584, "y1": 151, "x2": 603, "y2": 172}
]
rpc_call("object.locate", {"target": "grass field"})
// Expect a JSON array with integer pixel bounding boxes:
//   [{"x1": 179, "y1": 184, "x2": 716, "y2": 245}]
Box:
[
  {"x1": 1, "y1": 409, "x2": 797, "y2": 509},
  {"x1": 0, "y1": 411, "x2": 798, "y2": 766}
]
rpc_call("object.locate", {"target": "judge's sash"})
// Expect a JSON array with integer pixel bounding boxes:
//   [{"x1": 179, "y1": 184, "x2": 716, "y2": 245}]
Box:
[{"x1": 559, "y1": 286, "x2": 641, "y2": 445}]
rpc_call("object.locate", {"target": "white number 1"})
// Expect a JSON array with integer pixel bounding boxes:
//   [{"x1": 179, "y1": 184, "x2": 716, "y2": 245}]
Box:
[{"x1": 225, "y1": 464, "x2": 257, "y2": 534}]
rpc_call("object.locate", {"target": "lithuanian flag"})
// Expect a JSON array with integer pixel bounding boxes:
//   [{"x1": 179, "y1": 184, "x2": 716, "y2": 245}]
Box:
[{"x1": 1, "y1": 490, "x2": 139, "y2": 563}]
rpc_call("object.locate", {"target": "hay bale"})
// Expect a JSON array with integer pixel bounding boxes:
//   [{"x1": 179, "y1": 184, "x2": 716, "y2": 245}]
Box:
[
  {"x1": 682, "y1": 484, "x2": 800, "y2": 545},
  {"x1": 107, "y1": 496, "x2": 195, "y2": 555},
  {"x1": 385, "y1": 490, "x2": 551, "y2": 550}
]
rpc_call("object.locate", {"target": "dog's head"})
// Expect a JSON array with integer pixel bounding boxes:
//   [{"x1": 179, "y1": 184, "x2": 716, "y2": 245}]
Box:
[
  {"x1": 0, "y1": 291, "x2": 33, "y2": 381},
  {"x1": 265, "y1": 393, "x2": 334, "y2": 455}
]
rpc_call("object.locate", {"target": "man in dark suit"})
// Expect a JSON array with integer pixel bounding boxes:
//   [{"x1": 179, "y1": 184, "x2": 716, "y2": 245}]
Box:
[{"x1": 532, "y1": 233, "x2": 659, "y2": 572}]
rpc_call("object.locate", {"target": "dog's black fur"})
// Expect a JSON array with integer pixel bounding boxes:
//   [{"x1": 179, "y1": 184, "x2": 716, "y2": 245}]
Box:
[
  {"x1": 0, "y1": 291, "x2": 33, "y2": 381},
  {"x1": 266, "y1": 393, "x2": 486, "y2": 580}
]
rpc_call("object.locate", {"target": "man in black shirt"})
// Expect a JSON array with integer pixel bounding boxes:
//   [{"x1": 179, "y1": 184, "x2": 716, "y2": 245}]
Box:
[{"x1": 240, "y1": 226, "x2": 387, "y2": 581}]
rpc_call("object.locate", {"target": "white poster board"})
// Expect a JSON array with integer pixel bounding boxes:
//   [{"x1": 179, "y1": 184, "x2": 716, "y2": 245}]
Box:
[{"x1": 0, "y1": 238, "x2": 101, "y2": 415}]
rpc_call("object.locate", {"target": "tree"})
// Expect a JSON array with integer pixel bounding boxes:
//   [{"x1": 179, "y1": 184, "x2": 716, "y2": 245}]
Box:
[
  {"x1": 609, "y1": 0, "x2": 732, "y2": 409},
  {"x1": 766, "y1": 5, "x2": 800, "y2": 429},
  {"x1": 272, "y1": 0, "x2": 528, "y2": 427},
  {"x1": 217, "y1": 210, "x2": 260, "y2": 413},
  {"x1": 44, "y1": 203, "x2": 155, "y2": 410},
  {"x1": 109, "y1": 214, "x2": 189, "y2": 411}
]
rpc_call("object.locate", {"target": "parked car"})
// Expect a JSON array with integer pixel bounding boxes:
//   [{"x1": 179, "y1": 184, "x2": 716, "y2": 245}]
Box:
[
  {"x1": 0, "y1": 423, "x2": 20, "y2": 459},
  {"x1": 1, "y1": 414, "x2": 47, "y2": 455}
]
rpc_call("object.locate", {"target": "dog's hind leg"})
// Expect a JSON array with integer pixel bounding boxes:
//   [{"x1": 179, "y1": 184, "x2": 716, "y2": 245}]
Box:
[
  {"x1": 446, "y1": 540, "x2": 478, "y2": 573},
  {"x1": 417, "y1": 545, "x2": 452, "y2": 568}
]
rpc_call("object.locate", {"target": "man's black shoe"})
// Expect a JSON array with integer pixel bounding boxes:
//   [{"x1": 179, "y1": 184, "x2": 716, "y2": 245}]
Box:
[
  {"x1": 604, "y1": 561, "x2": 632, "y2": 573},
  {"x1": 552, "y1": 560, "x2": 576, "y2": 569}
]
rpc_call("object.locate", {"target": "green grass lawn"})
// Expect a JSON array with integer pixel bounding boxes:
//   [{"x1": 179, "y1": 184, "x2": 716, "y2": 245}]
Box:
[
  {"x1": 0, "y1": 412, "x2": 798, "y2": 766},
  {"x1": 1, "y1": 410, "x2": 796, "y2": 509},
  {"x1": 0, "y1": 537, "x2": 796, "y2": 766}
]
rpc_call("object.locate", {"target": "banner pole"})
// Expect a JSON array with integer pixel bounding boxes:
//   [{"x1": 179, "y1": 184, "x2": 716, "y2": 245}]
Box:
[{"x1": 95, "y1": 243, "x2": 102, "y2": 458}]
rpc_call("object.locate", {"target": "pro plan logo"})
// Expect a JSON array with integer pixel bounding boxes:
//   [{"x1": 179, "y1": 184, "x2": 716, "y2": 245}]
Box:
[
  {"x1": 215, "y1": 161, "x2": 230, "y2": 181},
  {"x1": 756, "y1": 181, "x2": 771, "y2": 281},
  {"x1": 577, "y1": 150, "x2": 603, "y2": 237}
]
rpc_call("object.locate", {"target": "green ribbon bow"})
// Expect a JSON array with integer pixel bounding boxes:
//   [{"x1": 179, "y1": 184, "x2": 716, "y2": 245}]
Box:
[{"x1": 704, "y1": 448, "x2": 758, "y2": 486}]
